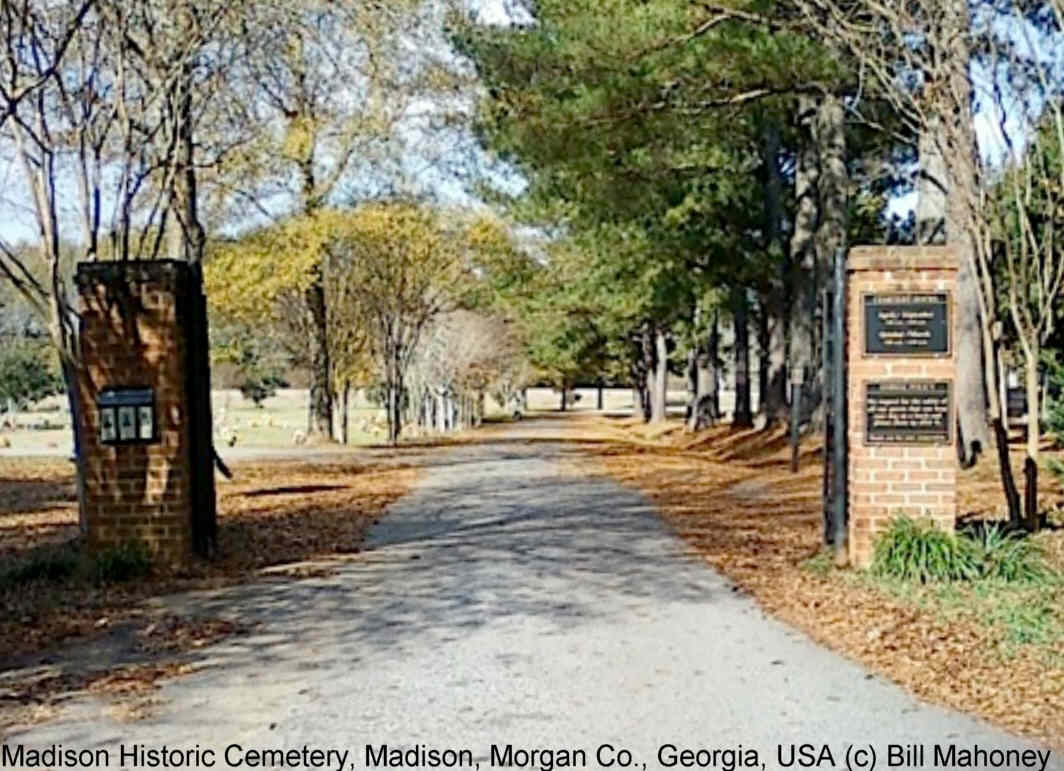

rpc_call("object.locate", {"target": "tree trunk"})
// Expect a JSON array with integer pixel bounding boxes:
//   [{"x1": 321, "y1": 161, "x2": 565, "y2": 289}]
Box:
[
  {"x1": 814, "y1": 93, "x2": 848, "y2": 437},
  {"x1": 341, "y1": 379, "x2": 350, "y2": 445},
  {"x1": 560, "y1": 384, "x2": 568, "y2": 412},
  {"x1": 437, "y1": 389, "x2": 447, "y2": 432},
  {"x1": 953, "y1": 236, "x2": 989, "y2": 466},
  {"x1": 394, "y1": 369, "x2": 404, "y2": 442},
  {"x1": 651, "y1": 326, "x2": 668, "y2": 423},
  {"x1": 707, "y1": 311, "x2": 721, "y2": 422},
  {"x1": 686, "y1": 348, "x2": 698, "y2": 423},
  {"x1": 916, "y1": 118, "x2": 948, "y2": 245},
  {"x1": 387, "y1": 385, "x2": 398, "y2": 445},
  {"x1": 789, "y1": 95, "x2": 820, "y2": 432},
  {"x1": 758, "y1": 294, "x2": 788, "y2": 425},
  {"x1": 167, "y1": 60, "x2": 206, "y2": 264},
  {"x1": 304, "y1": 270, "x2": 332, "y2": 439},
  {"x1": 757, "y1": 305, "x2": 770, "y2": 419},
  {"x1": 639, "y1": 323, "x2": 655, "y2": 422},
  {"x1": 597, "y1": 385, "x2": 604, "y2": 411},
  {"x1": 732, "y1": 290, "x2": 753, "y2": 428},
  {"x1": 758, "y1": 118, "x2": 790, "y2": 426},
  {"x1": 1024, "y1": 349, "x2": 1041, "y2": 531},
  {"x1": 61, "y1": 359, "x2": 88, "y2": 534},
  {"x1": 688, "y1": 313, "x2": 721, "y2": 431},
  {"x1": 814, "y1": 93, "x2": 847, "y2": 281},
  {"x1": 944, "y1": 0, "x2": 990, "y2": 466}
]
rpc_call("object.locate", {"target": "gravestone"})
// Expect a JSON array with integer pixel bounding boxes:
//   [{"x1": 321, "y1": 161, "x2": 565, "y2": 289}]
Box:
[
  {"x1": 75, "y1": 260, "x2": 216, "y2": 566},
  {"x1": 846, "y1": 246, "x2": 958, "y2": 567}
]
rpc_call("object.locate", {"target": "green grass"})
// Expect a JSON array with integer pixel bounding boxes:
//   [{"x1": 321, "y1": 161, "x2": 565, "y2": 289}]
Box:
[
  {"x1": 861, "y1": 572, "x2": 1064, "y2": 652},
  {"x1": 1, "y1": 539, "x2": 153, "y2": 589},
  {"x1": 799, "y1": 519, "x2": 1064, "y2": 655},
  {"x1": 860, "y1": 518, "x2": 1064, "y2": 653},
  {"x1": 800, "y1": 549, "x2": 835, "y2": 577}
]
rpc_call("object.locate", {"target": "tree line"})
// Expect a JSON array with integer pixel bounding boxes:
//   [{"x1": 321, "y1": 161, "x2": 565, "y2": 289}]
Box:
[
  {"x1": 3, "y1": 0, "x2": 1064, "y2": 535},
  {"x1": 0, "y1": 0, "x2": 531, "y2": 452},
  {"x1": 454, "y1": 0, "x2": 1064, "y2": 531}
]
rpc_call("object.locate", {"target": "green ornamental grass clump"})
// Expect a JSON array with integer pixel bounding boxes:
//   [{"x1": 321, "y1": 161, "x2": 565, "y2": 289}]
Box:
[
  {"x1": 872, "y1": 517, "x2": 1048, "y2": 584},
  {"x1": 93, "y1": 540, "x2": 152, "y2": 584}
]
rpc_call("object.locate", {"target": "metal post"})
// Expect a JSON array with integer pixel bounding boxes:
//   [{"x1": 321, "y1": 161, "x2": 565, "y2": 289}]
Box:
[
  {"x1": 821, "y1": 288, "x2": 832, "y2": 545},
  {"x1": 830, "y1": 249, "x2": 848, "y2": 557},
  {"x1": 790, "y1": 380, "x2": 802, "y2": 473}
]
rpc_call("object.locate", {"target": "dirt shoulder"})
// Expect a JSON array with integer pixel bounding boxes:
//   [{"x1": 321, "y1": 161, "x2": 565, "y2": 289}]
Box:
[{"x1": 585, "y1": 419, "x2": 1064, "y2": 747}]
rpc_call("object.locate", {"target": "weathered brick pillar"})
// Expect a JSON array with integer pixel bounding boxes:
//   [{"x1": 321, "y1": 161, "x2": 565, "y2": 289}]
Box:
[
  {"x1": 846, "y1": 246, "x2": 959, "y2": 567},
  {"x1": 75, "y1": 261, "x2": 204, "y2": 566}
]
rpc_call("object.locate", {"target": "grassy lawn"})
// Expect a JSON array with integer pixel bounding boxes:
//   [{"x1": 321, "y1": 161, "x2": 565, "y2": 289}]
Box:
[
  {"x1": 0, "y1": 388, "x2": 390, "y2": 454},
  {"x1": 586, "y1": 419, "x2": 1064, "y2": 747}
]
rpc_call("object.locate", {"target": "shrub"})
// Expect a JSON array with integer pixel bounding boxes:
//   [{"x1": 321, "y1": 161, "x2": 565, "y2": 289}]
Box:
[
  {"x1": 0, "y1": 342, "x2": 63, "y2": 411},
  {"x1": 239, "y1": 373, "x2": 288, "y2": 407},
  {"x1": 872, "y1": 517, "x2": 1048, "y2": 584},
  {"x1": 93, "y1": 540, "x2": 151, "y2": 583}
]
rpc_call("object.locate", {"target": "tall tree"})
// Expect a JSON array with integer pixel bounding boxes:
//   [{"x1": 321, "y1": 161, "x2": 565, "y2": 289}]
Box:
[{"x1": 228, "y1": 0, "x2": 457, "y2": 439}]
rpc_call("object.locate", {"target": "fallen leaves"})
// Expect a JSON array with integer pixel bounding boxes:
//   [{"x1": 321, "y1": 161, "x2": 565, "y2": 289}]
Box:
[
  {"x1": 0, "y1": 454, "x2": 418, "y2": 731},
  {"x1": 0, "y1": 457, "x2": 419, "y2": 663},
  {"x1": 0, "y1": 613, "x2": 252, "y2": 732}
]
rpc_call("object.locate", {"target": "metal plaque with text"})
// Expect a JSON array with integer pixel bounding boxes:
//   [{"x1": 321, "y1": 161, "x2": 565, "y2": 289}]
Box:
[
  {"x1": 865, "y1": 380, "x2": 952, "y2": 445},
  {"x1": 864, "y1": 293, "x2": 950, "y2": 355}
]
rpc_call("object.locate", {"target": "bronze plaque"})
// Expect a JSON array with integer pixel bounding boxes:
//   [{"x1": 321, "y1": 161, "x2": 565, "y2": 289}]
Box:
[
  {"x1": 864, "y1": 293, "x2": 950, "y2": 355},
  {"x1": 865, "y1": 380, "x2": 952, "y2": 445}
]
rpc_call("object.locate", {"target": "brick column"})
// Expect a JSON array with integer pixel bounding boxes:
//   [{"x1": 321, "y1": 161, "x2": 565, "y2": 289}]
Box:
[
  {"x1": 846, "y1": 246, "x2": 959, "y2": 567},
  {"x1": 75, "y1": 262, "x2": 194, "y2": 566}
]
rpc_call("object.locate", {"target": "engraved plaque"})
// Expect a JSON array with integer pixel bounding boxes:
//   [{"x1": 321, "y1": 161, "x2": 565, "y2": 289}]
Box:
[
  {"x1": 864, "y1": 293, "x2": 950, "y2": 355},
  {"x1": 865, "y1": 381, "x2": 952, "y2": 445}
]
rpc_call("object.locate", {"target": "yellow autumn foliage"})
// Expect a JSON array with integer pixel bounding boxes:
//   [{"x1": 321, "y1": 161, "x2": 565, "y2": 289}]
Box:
[
  {"x1": 205, "y1": 214, "x2": 328, "y2": 324},
  {"x1": 206, "y1": 202, "x2": 514, "y2": 330}
]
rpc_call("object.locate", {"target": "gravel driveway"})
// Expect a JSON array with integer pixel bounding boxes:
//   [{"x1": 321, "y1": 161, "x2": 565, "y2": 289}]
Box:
[{"x1": 5, "y1": 425, "x2": 1059, "y2": 770}]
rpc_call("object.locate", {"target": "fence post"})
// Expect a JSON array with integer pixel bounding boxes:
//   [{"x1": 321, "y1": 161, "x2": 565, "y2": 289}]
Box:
[{"x1": 821, "y1": 287, "x2": 833, "y2": 545}]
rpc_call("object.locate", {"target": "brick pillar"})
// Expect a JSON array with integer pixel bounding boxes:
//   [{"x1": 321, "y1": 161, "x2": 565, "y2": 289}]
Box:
[
  {"x1": 846, "y1": 246, "x2": 959, "y2": 567},
  {"x1": 75, "y1": 261, "x2": 196, "y2": 566}
]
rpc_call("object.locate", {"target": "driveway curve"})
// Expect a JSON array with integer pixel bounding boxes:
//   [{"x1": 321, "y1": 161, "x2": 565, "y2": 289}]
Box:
[{"x1": 6, "y1": 421, "x2": 1059, "y2": 770}]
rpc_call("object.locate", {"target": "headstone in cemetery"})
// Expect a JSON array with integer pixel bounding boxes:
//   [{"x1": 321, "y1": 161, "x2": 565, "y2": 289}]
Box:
[
  {"x1": 75, "y1": 261, "x2": 216, "y2": 566},
  {"x1": 846, "y1": 246, "x2": 958, "y2": 567}
]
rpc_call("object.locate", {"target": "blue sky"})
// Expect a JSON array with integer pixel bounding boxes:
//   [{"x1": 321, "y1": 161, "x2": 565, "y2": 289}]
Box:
[
  {"x1": 0, "y1": 0, "x2": 531, "y2": 247},
  {"x1": 0, "y1": 0, "x2": 1056, "y2": 247}
]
